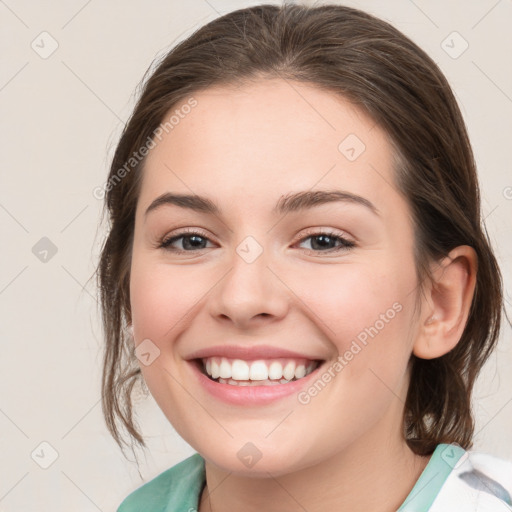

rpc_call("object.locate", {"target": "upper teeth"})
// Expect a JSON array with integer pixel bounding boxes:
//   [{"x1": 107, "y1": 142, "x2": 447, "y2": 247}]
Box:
[{"x1": 203, "y1": 357, "x2": 318, "y2": 381}]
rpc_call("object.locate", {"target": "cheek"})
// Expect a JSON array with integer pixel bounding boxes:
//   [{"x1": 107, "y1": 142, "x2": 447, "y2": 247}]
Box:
[
  {"x1": 293, "y1": 253, "x2": 418, "y2": 408},
  {"x1": 129, "y1": 257, "x2": 207, "y2": 341},
  {"x1": 297, "y1": 257, "x2": 412, "y2": 344},
  {"x1": 291, "y1": 262, "x2": 416, "y2": 434},
  {"x1": 128, "y1": 256, "x2": 206, "y2": 429}
]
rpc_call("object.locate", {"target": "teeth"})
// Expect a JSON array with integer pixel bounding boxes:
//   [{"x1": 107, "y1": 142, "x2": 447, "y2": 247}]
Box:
[
  {"x1": 249, "y1": 361, "x2": 268, "y2": 380},
  {"x1": 219, "y1": 358, "x2": 231, "y2": 379},
  {"x1": 218, "y1": 377, "x2": 288, "y2": 386},
  {"x1": 232, "y1": 359, "x2": 250, "y2": 380},
  {"x1": 268, "y1": 361, "x2": 283, "y2": 380},
  {"x1": 282, "y1": 361, "x2": 295, "y2": 381},
  {"x1": 295, "y1": 364, "x2": 306, "y2": 379},
  {"x1": 211, "y1": 359, "x2": 220, "y2": 379},
  {"x1": 202, "y1": 357, "x2": 320, "y2": 384}
]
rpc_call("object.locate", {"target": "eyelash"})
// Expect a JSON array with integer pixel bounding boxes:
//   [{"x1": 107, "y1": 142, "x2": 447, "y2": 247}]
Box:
[{"x1": 157, "y1": 228, "x2": 356, "y2": 255}]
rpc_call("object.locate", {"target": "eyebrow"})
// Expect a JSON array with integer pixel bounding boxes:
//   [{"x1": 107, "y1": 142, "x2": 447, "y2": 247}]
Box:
[{"x1": 144, "y1": 189, "x2": 380, "y2": 218}]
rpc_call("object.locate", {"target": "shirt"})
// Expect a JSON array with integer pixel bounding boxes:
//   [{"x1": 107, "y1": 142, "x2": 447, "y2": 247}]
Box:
[{"x1": 117, "y1": 443, "x2": 512, "y2": 511}]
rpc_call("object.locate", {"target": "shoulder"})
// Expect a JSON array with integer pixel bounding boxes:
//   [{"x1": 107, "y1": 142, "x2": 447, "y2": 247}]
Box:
[
  {"x1": 116, "y1": 452, "x2": 205, "y2": 512},
  {"x1": 431, "y1": 446, "x2": 512, "y2": 511}
]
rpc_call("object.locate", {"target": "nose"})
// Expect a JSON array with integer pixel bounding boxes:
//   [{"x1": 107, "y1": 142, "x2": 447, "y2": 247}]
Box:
[{"x1": 208, "y1": 245, "x2": 289, "y2": 330}]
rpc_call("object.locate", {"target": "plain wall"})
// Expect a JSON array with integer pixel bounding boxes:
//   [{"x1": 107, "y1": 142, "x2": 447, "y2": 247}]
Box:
[{"x1": 1, "y1": 0, "x2": 511, "y2": 510}]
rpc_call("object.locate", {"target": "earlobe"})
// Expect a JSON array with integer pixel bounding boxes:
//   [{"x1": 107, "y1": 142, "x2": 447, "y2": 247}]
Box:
[{"x1": 412, "y1": 245, "x2": 477, "y2": 360}]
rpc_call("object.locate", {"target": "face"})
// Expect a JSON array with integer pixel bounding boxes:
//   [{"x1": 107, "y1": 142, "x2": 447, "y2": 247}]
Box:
[{"x1": 130, "y1": 78, "x2": 422, "y2": 476}]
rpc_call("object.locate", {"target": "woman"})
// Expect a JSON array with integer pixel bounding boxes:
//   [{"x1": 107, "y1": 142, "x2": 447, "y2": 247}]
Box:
[{"x1": 96, "y1": 3, "x2": 512, "y2": 511}]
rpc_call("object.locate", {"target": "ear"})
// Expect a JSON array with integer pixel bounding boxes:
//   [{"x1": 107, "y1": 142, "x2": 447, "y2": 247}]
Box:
[{"x1": 413, "y1": 245, "x2": 477, "y2": 359}]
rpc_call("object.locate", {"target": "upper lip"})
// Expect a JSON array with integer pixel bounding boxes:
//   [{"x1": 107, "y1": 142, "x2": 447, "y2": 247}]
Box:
[{"x1": 185, "y1": 344, "x2": 325, "y2": 361}]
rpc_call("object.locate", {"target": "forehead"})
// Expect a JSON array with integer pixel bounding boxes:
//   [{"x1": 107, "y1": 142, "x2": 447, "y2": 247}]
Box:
[{"x1": 138, "y1": 78, "x2": 398, "y2": 217}]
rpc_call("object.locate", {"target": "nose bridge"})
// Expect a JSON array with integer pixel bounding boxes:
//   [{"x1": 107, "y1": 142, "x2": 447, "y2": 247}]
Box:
[{"x1": 209, "y1": 234, "x2": 288, "y2": 327}]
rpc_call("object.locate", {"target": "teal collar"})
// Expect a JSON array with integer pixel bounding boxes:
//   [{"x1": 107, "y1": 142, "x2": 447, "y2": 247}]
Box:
[
  {"x1": 118, "y1": 444, "x2": 465, "y2": 511},
  {"x1": 398, "y1": 443, "x2": 466, "y2": 511}
]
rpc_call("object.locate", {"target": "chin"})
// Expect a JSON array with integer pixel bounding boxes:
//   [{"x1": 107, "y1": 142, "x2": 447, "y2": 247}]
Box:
[{"x1": 196, "y1": 440, "x2": 314, "y2": 478}]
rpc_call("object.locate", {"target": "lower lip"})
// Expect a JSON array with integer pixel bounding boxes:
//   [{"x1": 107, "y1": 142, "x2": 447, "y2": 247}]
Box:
[{"x1": 189, "y1": 360, "x2": 324, "y2": 406}]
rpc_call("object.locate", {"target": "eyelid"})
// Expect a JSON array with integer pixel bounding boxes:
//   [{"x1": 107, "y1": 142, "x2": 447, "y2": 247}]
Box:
[
  {"x1": 292, "y1": 226, "x2": 354, "y2": 245},
  {"x1": 159, "y1": 227, "x2": 214, "y2": 247},
  {"x1": 160, "y1": 227, "x2": 353, "y2": 245},
  {"x1": 293, "y1": 229, "x2": 356, "y2": 255},
  {"x1": 158, "y1": 226, "x2": 356, "y2": 256}
]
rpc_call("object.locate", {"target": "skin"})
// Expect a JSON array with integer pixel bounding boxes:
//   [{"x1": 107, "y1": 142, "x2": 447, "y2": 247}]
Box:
[{"x1": 129, "y1": 78, "x2": 477, "y2": 512}]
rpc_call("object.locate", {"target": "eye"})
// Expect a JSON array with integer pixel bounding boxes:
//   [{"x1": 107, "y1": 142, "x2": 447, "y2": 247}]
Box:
[
  {"x1": 158, "y1": 229, "x2": 214, "y2": 253},
  {"x1": 157, "y1": 228, "x2": 356, "y2": 255},
  {"x1": 295, "y1": 230, "x2": 355, "y2": 254}
]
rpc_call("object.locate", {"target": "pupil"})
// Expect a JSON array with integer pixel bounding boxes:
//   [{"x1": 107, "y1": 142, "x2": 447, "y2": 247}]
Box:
[
  {"x1": 184, "y1": 235, "x2": 205, "y2": 250},
  {"x1": 312, "y1": 235, "x2": 334, "y2": 250}
]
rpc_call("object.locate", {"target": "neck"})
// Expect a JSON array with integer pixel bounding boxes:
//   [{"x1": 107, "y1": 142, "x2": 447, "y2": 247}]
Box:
[{"x1": 198, "y1": 426, "x2": 430, "y2": 512}]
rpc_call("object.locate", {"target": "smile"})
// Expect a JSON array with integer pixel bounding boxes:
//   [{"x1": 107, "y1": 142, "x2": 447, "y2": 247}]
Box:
[
  {"x1": 187, "y1": 344, "x2": 327, "y2": 405},
  {"x1": 200, "y1": 357, "x2": 320, "y2": 386}
]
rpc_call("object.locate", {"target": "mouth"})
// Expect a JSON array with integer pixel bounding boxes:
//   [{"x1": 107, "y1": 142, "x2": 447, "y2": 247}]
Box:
[{"x1": 194, "y1": 357, "x2": 323, "y2": 386}]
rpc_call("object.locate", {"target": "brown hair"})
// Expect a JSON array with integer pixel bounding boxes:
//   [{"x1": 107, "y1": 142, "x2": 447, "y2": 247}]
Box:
[{"x1": 95, "y1": 2, "x2": 504, "y2": 458}]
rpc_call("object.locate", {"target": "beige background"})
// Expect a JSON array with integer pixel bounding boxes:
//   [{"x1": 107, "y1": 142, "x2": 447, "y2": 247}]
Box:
[{"x1": 1, "y1": 0, "x2": 511, "y2": 510}]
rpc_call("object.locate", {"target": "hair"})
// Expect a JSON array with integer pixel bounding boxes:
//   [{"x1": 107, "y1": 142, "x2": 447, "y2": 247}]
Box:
[{"x1": 95, "y1": 2, "x2": 505, "y2": 458}]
